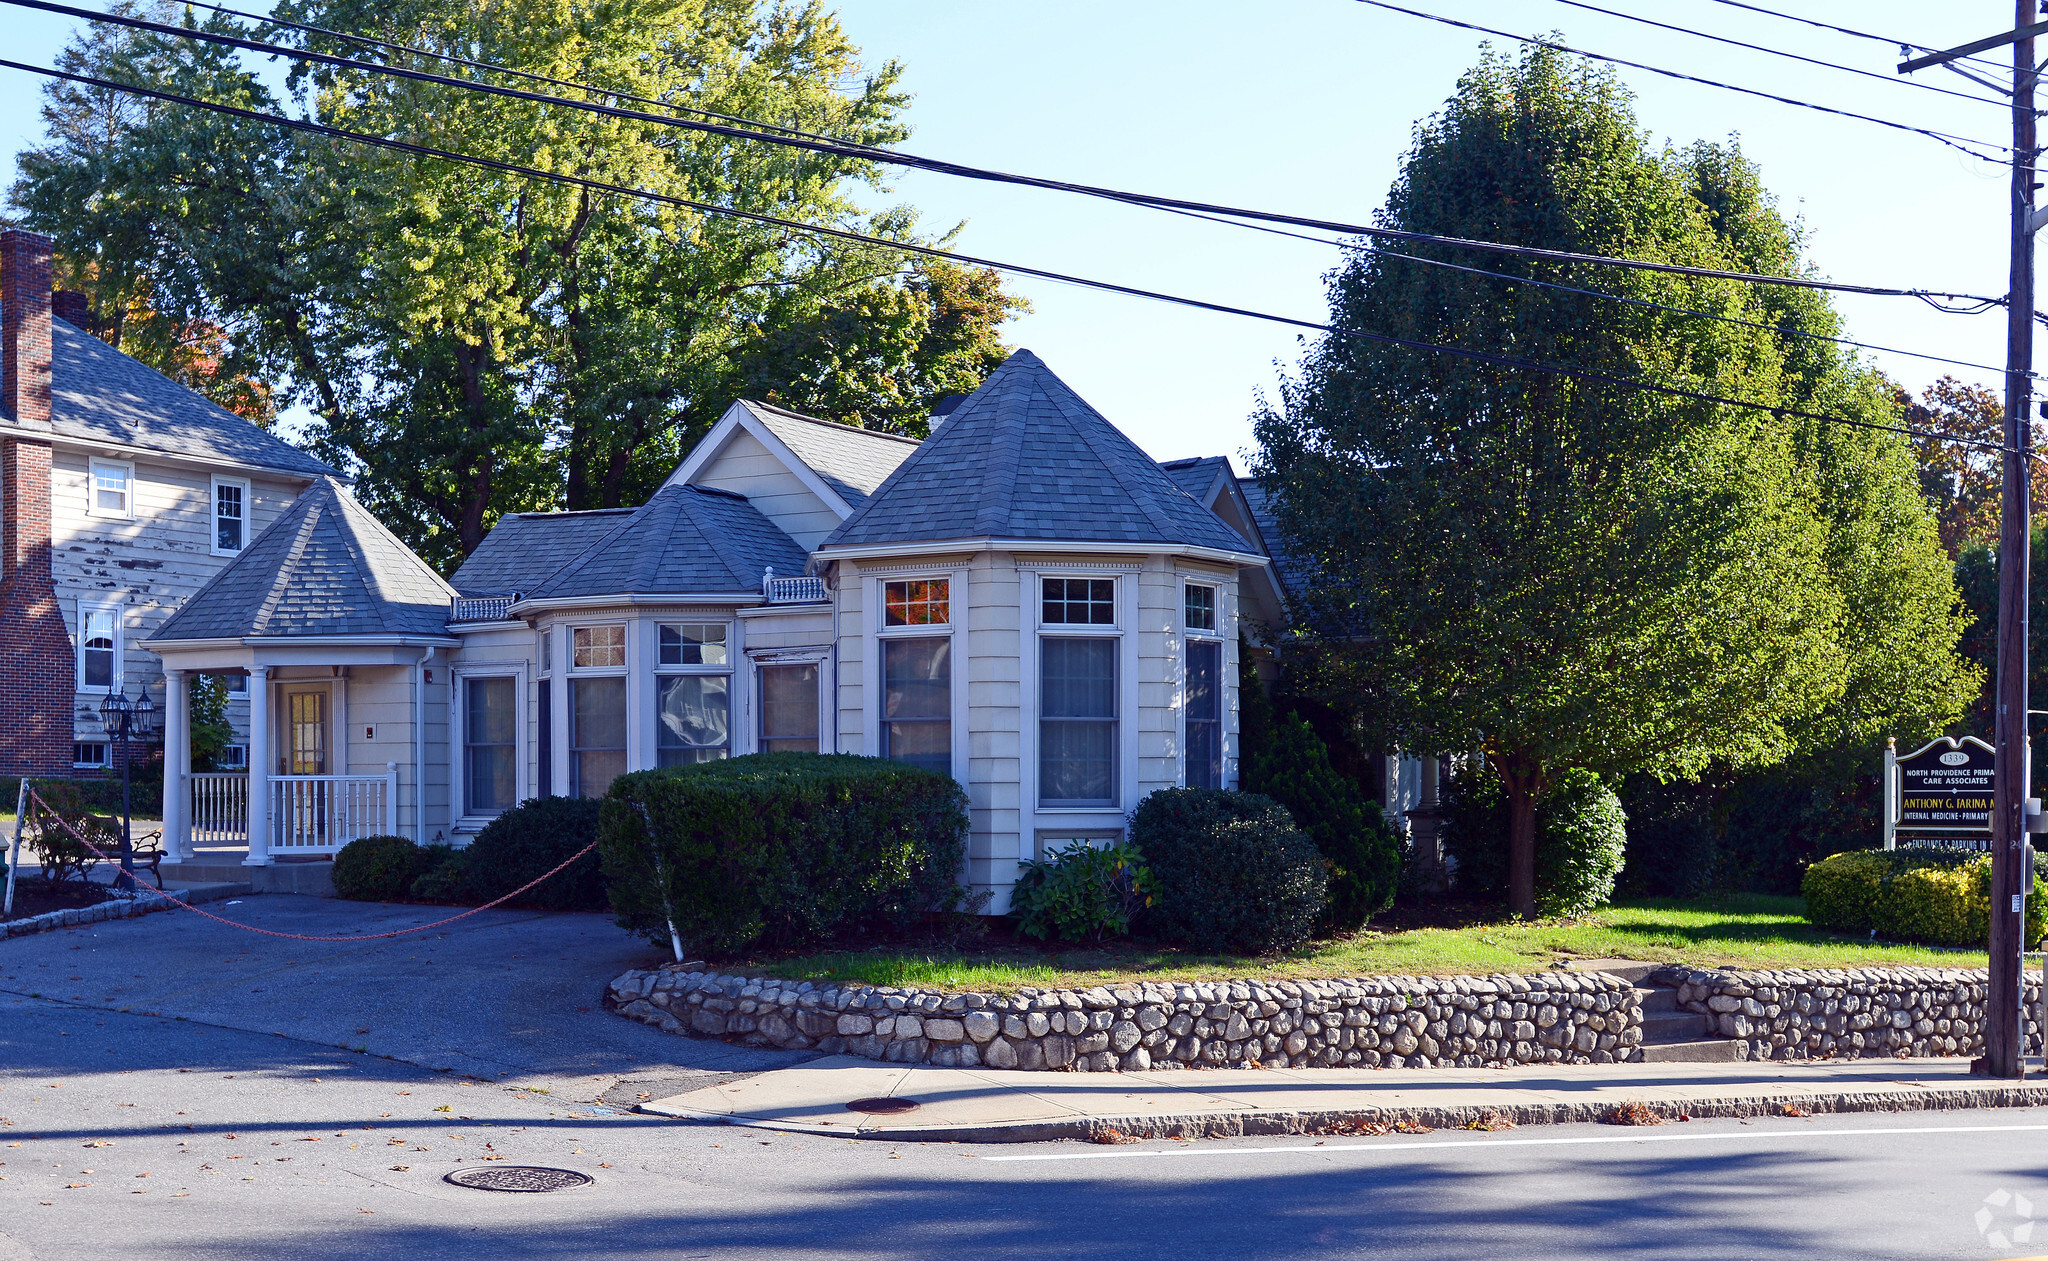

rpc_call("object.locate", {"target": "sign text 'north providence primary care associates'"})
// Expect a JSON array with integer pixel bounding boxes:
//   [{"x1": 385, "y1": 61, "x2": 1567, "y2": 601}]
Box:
[{"x1": 1895, "y1": 736, "x2": 1996, "y2": 833}]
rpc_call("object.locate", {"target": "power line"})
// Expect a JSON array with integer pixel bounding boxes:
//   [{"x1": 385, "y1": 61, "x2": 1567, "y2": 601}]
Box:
[
  {"x1": 1701, "y1": 0, "x2": 2017, "y2": 78},
  {"x1": 1346, "y1": 0, "x2": 2018, "y2": 162},
  {"x1": 168, "y1": 0, "x2": 883, "y2": 151},
  {"x1": 1543, "y1": 0, "x2": 2012, "y2": 109},
  {"x1": 13, "y1": 0, "x2": 2004, "y2": 310},
  {"x1": 0, "y1": 55, "x2": 2018, "y2": 461}
]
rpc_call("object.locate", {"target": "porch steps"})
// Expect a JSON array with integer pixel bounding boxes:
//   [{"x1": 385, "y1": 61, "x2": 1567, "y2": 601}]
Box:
[
  {"x1": 1570, "y1": 959, "x2": 1751, "y2": 1064},
  {"x1": 157, "y1": 861, "x2": 334, "y2": 898}
]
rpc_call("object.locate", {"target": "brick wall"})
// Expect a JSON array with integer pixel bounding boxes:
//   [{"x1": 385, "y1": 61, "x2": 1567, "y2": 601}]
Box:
[{"x1": 1, "y1": 229, "x2": 73, "y2": 776}]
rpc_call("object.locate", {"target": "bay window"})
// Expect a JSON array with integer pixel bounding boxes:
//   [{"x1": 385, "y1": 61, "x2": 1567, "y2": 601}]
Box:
[
  {"x1": 656, "y1": 622, "x2": 731, "y2": 765},
  {"x1": 881, "y1": 578, "x2": 951, "y2": 774},
  {"x1": 569, "y1": 624, "x2": 626, "y2": 798},
  {"x1": 1185, "y1": 583, "x2": 1223, "y2": 788},
  {"x1": 1038, "y1": 576, "x2": 1118, "y2": 806}
]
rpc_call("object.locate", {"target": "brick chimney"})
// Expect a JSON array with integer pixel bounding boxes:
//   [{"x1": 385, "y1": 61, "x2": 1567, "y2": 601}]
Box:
[
  {"x1": 51, "y1": 288, "x2": 90, "y2": 332},
  {"x1": 0, "y1": 228, "x2": 74, "y2": 777}
]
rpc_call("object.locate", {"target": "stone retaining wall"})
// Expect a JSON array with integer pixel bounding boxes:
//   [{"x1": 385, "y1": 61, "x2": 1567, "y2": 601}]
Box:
[
  {"x1": 1664, "y1": 966, "x2": 2044, "y2": 1061},
  {"x1": 607, "y1": 965, "x2": 1646, "y2": 1072}
]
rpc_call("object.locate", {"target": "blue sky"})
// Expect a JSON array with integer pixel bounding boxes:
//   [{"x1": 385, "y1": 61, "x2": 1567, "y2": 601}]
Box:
[{"x1": 0, "y1": 1, "x2": 2025, "y2": 470}]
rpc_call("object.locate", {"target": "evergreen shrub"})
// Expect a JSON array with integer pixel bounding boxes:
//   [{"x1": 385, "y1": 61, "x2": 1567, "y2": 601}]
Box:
[
  {"x1": 1801, "y1": 847, "x2": 2046, "y2": 947},
  {"x1": 600, "y1": 753, "x2": 970, "y2": 954},
  {"x1": 331, "y1": 835, "x2": 431, "y2": 902},
  {"x1": 1247, "y1": 716, "x2": 1401, "y2": 929},
  {"x1": 1131, "y1": 787, "x2": 1327, "y2": 954},
  {"x1": 448, "y1": 796, "x2": 606, "y2": 911},
  {"x1": 1010, "y1": 840, "x2": 1156, "y2": 943},
  {"x1": 1442, "y1": 763, "x2": 1628, "y2": 917}
]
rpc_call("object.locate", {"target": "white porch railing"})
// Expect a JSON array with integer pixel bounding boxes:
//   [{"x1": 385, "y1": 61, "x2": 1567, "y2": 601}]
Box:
[
  {"x1": 190, "y1": 773, "x2": 251, "y2": 847},
  {"x1": 270, "y1": 773, "x2": 398, "y2": 854}
]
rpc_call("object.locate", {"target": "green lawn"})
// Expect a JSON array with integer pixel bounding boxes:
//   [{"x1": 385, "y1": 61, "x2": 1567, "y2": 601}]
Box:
[{"x1": 755, "y1": 894, "x2": 1984, "y2": 992}]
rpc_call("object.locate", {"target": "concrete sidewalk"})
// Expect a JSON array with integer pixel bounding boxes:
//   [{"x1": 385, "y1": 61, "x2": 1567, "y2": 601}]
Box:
[{"x1": 638, "y1": 1054, "x2": 2048, "y2": 1143}]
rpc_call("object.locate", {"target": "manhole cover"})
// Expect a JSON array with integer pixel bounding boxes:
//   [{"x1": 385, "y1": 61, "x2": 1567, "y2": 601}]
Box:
[
  {"x1": 443, "y1": 1166, "x2": 594, "y2": 1193},
  {"x1": 845, "y1": 1097, "x2": 919, "y2": 1115}
]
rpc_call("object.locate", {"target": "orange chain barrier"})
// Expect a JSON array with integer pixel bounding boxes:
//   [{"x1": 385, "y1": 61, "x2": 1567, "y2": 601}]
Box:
[{"x1": 24, "y1": 785, "x2": 600, "y2": 943}]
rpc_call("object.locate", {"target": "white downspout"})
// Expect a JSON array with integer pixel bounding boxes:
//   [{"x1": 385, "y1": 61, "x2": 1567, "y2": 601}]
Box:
[{"x1": 416, "y1": 646, "x2": 435, "y2": 843}]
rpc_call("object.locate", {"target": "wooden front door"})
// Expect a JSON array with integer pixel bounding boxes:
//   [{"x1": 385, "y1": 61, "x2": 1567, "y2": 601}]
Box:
[{"x1": 285, "y1": 689, "x2": 328, "y2": 776}]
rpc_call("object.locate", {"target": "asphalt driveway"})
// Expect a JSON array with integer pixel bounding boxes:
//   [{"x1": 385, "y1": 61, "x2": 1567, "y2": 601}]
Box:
[{"x1": 0, "y1": 893, "x2": 813, "y2": 1102}]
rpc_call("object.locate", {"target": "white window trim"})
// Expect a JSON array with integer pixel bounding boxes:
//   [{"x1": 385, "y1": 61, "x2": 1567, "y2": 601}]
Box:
[
  {"x1": 1180, "y1": 578, "x2": 1227, "y2": 790},
  {"x1": 451, "y1": 663, "x2": 529, "y2": 829},
  {"x1": 72, "y1": 742, "x2": 110, "y2": 769},
  {"x1": 219, "y1": 743, "x2": 248, "y2": 770},
  {"x1": 749, "y1": 648, "x2": 830, "y2": 757},
  {"x1": 210, "y1": 474, "x2": 252, "y2": 557},
  {"x1": 88, "y1": 458, "x2": 134, "y2": 520},
  {"x1": 567, "y1": 622, "x2": 630, "y2": 674},
  {"x1": 1183, "y1": 580, "x2": 1224, "y2": 640},
  {"x1": 76, "y1": 598, "x2": 123, "y2": 694},
  {"x1": 865, "y1": 569, "x2": 966, "y2": 780},
  {"x1": 1022, "y1": 570, "x2": 1138, "y2": 828}
]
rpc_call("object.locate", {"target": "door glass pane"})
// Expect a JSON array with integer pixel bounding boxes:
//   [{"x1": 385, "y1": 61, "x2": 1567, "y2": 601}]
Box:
[
  {"x1": 570, "y1": 676, "x2": 627, "y2": 798},
  {"x1": 1187, "y1": 640, "x2": 1222, "y2": 789},
  {"x1": 759, "y1": 664, "x2": 820, "y2": 754},
  {"x1": 882, "y1": 637, "x2": 950, "y2": 774},
  {"x1": 656, "y1": 674, "x2": 730, "y2": 766},
  {"x1": 465, "y1": 677, "x2": 517, "y2": 813},
  {"x1": 1041, "y1": 637, "x2": 1115, "y2": 803},
  {"x1": 287, "y1": 691, "x2": 327, "y2": 775}
]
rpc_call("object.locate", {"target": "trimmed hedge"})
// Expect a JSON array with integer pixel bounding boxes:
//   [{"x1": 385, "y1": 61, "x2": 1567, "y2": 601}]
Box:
[
  {"x1": 446, "y1": 796, "x2": 605, "y2": 911},
  {"x1": 332, "y1": 835, "x2": 435, "y2": 902},
  {"x1": 600, "y1": 753, "x2": 970, "y2": 954},
  {"x1": 1802, "y1": 847, "x2": 2048, "y2": 947},
  {"x1": 1131, "y1": 787, "x2": 1327, "y2": 955},
  {"x1": 1443, "y1": 764, "x2": 1629, "y2": 917}
]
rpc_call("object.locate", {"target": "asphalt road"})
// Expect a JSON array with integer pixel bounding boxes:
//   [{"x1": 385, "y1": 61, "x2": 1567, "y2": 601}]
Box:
[{"x1": 6, "y1": 897, "x2": 2048, "y2": 1259}]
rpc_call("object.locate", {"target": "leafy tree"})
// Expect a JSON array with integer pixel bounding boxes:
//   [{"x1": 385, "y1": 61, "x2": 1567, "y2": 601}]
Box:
[
  {"x1": 1246, "y1": 716, "x2": 1401, "y2": 929},
  {"x1": 1254, "y1": 45, "x2": 1974, "y2": 917},
  {"x1": 186, "y1": 675, "x2": 233, "y2": 772},
  {"x1": 1897, "y1": 376, "x2": 2048, "y2": 558},
  {"x1": 11, "y1": 0, "x2": 1024, "y2": 570}
]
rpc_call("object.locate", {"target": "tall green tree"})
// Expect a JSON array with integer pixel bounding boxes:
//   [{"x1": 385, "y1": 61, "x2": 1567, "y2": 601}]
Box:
[
  {"x1": 1255, "y1": 45, "x2": 1975, "y2": 917},
  {"x1": 11, "y1": 0, "x2": 1023, "y2": 571}
]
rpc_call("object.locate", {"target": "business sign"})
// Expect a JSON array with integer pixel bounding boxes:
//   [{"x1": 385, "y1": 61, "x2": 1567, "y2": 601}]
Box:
[{"x1": 1895, "y1": 736, "x2": 1995, "y2": 833}]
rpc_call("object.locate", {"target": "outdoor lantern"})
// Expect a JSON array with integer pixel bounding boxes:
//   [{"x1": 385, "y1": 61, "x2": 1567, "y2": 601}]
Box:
[{"x1": 96, "y1": 681, "x2": 156, "y2": 891}]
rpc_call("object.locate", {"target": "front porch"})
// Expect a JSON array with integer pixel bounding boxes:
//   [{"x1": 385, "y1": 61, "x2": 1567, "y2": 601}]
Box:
[{"x1": 162, "y1": 767, "x2": 401, "y2": 866}]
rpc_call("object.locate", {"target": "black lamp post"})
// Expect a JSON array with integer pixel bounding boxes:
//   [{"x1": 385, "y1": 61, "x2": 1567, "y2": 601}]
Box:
[{"x1": 98, "y1": 682, "x2": 155, "y2": 891}]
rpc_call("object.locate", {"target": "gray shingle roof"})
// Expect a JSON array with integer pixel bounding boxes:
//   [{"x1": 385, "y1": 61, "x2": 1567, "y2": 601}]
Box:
[
  {"x1": 819, "y1": 350, "x2": 1256, "y2": 554},
  {"x1": 149, "y1": 478, "x2": 456, "y2": 641},
  {"x1": 741, "y1": 401, "x2": 921, "y2": 506},
  {"x1": 450, "y1": 509, "x2": 637, "y2": 596},
  {"x1": 10, "y1": 318, "x2": 338, "y2": 478},
  {"x1": 1240, "y1": 477, "x2": 1310, "y2": 607},
  {"x1": 1159, "y1": 456, "x2": 1233, "y2": 508},
  {"x1": 523, "y1": 484, "x2": 808, "y2": 602}
]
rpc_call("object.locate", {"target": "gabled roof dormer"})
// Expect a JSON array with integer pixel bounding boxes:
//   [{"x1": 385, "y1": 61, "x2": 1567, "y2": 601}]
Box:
[{"x1": 663, "y1": 400, "x2": 921, "y2": 551}]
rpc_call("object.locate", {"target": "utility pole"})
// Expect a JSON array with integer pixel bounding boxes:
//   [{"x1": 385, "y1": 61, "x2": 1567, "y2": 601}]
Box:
[{"x1": 1904, "y1": 1, "x2": 2041, "y2": 1078}]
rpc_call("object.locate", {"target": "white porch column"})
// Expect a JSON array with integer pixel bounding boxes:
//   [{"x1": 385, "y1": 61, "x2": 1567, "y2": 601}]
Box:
[
  {"x1": 162, "y1": 669, "x2": 191, "y2": 861},
  {"x1": 244, "y1": 666, "x2": 272, "y2": 867}
]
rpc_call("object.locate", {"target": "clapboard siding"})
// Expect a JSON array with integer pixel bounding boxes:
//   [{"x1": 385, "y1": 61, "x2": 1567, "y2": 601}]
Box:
[
  {"x1": 966, "y1": 552, "x2": 1023, "y2": 898},
  {"x1": 694, "y1": 430, "x2": 844, "y2": 552},
  {"x1": 50, "y1": 445, "x2": 310, "y2": 748}
]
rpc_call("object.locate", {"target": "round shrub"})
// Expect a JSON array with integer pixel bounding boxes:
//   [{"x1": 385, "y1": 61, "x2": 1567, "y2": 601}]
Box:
[
  {"x1": 1131, "y1": 787, "x2": 1327, "y2": 954},
  {"x1": 1011, "y1": 841, "x2": 1156, "y2": 943},
  {"x1": 1799, "y1": 850, "x2": 1889, "y2": 933},
  {"x1": 331, "y1": 835, "x2": 430, "y2": 902},
  {"x1": 454, "y1": 796, "x2": 606, "y2": 912},
  {"x1": 1246, "y1": 716, "x2": 1401, "y2": 929},
  {"x1": 601, "y1": 753, "x2": 970, "y2": 954},
  {"x1": 1442, "y1": 763, "x2": 1628, "y2": 917}
]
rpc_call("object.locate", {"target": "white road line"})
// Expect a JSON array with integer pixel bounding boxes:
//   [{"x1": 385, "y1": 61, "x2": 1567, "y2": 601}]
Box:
[{"x1": 981, "y1": 1122, "x2": 2048, "y2": 1163}]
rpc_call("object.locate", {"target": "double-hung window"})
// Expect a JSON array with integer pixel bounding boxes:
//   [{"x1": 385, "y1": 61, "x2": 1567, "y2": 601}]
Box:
[
  {"x1": 212, "y1": 476, "x2": 249, "y2": 555},
  {"x1": 1184, "y1": 584, "x2": 1223, "y2": 789},
  {"x1": 568, "y1": 625, "x2": 626, "y2": 798},
  {"x1": 1039, "y1": 578, "x2": 1117, "y2": 806},
  {"x1": 89, "y1": 459, "x2": 132, "y2": 519},
  {"x1": 655, "y1": 623, "x2": 731, "y2": 766},
  {"x1": 78, "y1": 602, "x2": 119, "y2": 692},
  {"x1": 464, "y1": 676, "x2": 518, "y2": 816},
  {"x1": 536, "y1": 629, "x2": 553, "y2": 795},
  {"x1": 880, "y1": 579, "x2": 951, "y2": 774}
]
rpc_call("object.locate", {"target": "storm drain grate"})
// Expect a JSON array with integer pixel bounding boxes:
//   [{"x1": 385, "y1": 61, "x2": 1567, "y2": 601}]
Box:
[
  {"x1": 443, "y1": 1166, "x2": 594, "y2": 1193},
  {"x1": 845, "y1": 1097, "x2": 920, "y2": 1115}
]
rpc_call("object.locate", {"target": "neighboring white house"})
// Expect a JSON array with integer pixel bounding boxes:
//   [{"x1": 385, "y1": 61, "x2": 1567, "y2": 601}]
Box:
[
  {"x1": 0, "y1": 227, "x2": 337, "y2": 780},
  {"x1": 146, "y1": 349, "x2": 1295, "y2": 911}
]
